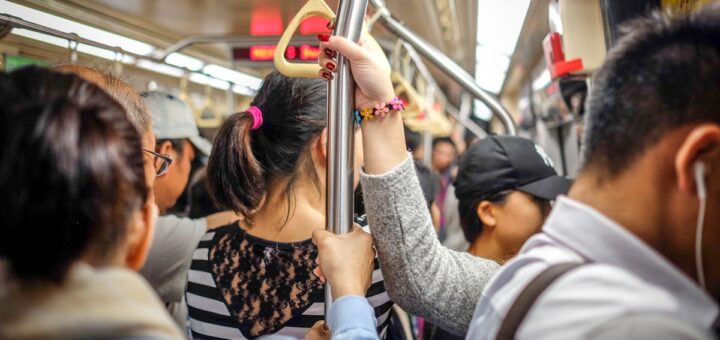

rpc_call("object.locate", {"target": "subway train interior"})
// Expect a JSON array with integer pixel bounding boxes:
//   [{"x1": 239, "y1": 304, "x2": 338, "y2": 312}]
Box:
[{"x1": 0, "y1": 0, "x2": 719, "y2": 339}]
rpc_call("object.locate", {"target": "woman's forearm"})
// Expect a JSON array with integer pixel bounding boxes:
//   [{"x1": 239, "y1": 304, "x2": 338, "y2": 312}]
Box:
[
  {"x1": 360, "y1": 108, "x2": 408, "y2": 175},
  {"x1": 361, "y1": 155, "x2": 500, "y2": 334}
]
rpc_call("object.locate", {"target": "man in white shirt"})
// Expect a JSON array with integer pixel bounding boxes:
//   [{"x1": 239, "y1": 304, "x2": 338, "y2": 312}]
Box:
[{"x1": 468, "y1": 5, "x2": 720, "y2": 340}]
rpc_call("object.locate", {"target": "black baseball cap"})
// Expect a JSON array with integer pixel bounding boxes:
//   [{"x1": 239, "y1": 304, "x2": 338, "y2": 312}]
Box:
[{"x1": 454, "y1": 136, "x2": 571, "y2": 202}]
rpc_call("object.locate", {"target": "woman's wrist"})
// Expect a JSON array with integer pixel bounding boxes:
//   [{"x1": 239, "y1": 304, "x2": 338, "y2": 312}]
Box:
[{"x1": 354, "y1": 93, "x2": 404, "y2": 125}]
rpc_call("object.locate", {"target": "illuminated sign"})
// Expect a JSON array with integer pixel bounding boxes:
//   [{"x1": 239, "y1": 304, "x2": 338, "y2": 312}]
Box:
[{"x1": 234, "y1": 45, "x2": 321, "y2": 62}]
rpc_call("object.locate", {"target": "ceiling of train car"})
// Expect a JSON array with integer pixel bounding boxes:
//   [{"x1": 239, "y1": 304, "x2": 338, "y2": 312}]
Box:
[
  {"x1": 56, "y1": 0, "x2": 477, "y2": 105},
  {"x1": 76, "y1": 0, "x2": 334, "y2": 37}
]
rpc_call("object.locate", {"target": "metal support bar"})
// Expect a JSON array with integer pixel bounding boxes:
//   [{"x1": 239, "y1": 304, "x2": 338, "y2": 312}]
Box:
[
  {"x1": 0, "y1": 13, "x2": 256, "y2": 94},
  {"x1": 153, "y1": 34, "x2": 319, "y2": 60},
  {"x1": 368, "y1": 0, "x2": 518, "y2": 135},
  {"x1": 1, "y1": 13, "x2": 151, "y2": 63},
  {"x1": 400, "y1": 41, "x2": 487, "y2": 139},
  {"x1": 447, "y1": 102, "x2": 487, "y2": 139},
  {"x1": 325, "y1": 0, "x2": 368, "y2": 314}
]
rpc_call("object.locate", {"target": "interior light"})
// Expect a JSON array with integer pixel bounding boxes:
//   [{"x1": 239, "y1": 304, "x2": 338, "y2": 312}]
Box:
[
  {"x1": 1, "y1": 0, "x2": 154, "y2": 55},
  {"x1": 300, "y1": 17, "x2": 331, "y2": 35},
  {"x1": 203, "y1": 64, "x2": 263, "y2": 89},
  {"x1": 4, "y1": 0, "x2": 262, "y2": 94},
  {"x1": 250, "y1": 6, "x2": 283, "y2": 36},
  {"x1": 166, "y1": 53, "x2": 204, "y2": 71}
]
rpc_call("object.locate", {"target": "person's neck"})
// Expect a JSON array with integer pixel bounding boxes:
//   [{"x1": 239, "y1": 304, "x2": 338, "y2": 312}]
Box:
[
  {"x1": 467, "y1": 234, "x2": 505, "y2": 264},
  {"x1": 568, "y1": 159, "x2": 695, "y2": 279},
  {"x1": 243, "y1": 176, "x2": 326, "y2": 243}
]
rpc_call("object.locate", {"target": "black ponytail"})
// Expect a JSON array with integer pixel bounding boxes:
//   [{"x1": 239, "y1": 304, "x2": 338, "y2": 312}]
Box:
[
  {"x1": 207, "y1": 112, "x2": 264, "y2": 221},
  {"x1": 207, "y1": 71, "x2": 327, "y2": 225}
]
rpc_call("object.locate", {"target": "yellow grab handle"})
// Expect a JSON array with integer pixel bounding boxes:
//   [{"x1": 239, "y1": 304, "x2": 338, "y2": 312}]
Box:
[
  {"x1": 274, "y1": 0, "x2": 336, "y2": 78},
  {"x1": 391, "y1": 72, "x2": 425, "y2": 119},
  {"x1": 275, "y1": 0, "x2": 390, "y2": 78}
]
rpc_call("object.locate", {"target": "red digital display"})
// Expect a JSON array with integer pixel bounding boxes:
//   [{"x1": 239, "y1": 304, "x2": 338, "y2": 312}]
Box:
[
  {"x1": 299, "y1": 45, "x2": 321, "y2": 60},
  {"x1": 249, "y1": 45, "x2": 276, "y2": 61},
  {"x1": 234, "y1": 45, "x2": 320, "y2": 62}
]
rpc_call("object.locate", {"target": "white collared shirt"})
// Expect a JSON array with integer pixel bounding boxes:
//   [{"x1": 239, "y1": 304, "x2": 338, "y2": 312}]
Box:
[{"x1": 467, "y1": 196, "x2": 719, "y2": 339}]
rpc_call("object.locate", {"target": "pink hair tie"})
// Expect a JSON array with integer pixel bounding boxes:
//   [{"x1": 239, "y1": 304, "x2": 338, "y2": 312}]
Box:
[{"x1": 247, "y1": 106, "x2": 263, "y2": 130}]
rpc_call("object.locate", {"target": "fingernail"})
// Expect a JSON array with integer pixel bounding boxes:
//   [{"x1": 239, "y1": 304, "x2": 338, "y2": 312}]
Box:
[
  {"x1": 324, "y1": 48, "x2": 336, "y2": 58},
  {"x1": 326, "y1": 62, "x2": 336, "y2": 71},
  {"x1": 317, "y1": 34, "x2": 330, "y2": 42},
  {"x1": 321, "y1": 71, "x2": 331, "y2": 80}
]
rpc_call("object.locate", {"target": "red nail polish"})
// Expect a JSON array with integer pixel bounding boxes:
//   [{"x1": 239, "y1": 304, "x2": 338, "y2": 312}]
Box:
[
  {"x1": 317, "y1": 34, "x2": 330, "y2": 42},
  {"x1": 321, "y1": 71, "x2": 330, "y2": 80},
  {"x1": 324, "y1": 48, "x2": 336, "y2": 58},
  {"x1": 326, "y1": 62, "x2": 336, "y2": 71}
]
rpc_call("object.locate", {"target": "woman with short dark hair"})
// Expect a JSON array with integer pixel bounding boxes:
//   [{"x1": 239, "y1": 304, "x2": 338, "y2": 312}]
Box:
[{"x1": 0, "y1": 66, "x2": 181, "y2": 339}]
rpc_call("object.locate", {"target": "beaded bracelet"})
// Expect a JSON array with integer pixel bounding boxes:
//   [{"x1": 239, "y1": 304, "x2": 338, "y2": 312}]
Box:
[{"x1": 354, "y1": 97, "x2": 405, "y2": 125}]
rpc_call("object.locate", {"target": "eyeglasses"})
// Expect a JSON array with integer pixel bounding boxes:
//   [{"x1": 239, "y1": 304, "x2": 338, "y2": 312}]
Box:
[{"x1": 142, "y1": 148, "x2": 173, "y2": 176}]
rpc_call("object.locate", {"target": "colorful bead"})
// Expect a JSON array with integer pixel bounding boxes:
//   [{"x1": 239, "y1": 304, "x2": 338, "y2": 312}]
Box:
[
  {"x1": 360, "y1": 108, "x2": 374, "y2": 120},
  {"x1": 389, "y1": 97, "x2": 405, "y2": 111},
  {"x1": 354, "y1": 97, "x2": 405, "y2": 124}
]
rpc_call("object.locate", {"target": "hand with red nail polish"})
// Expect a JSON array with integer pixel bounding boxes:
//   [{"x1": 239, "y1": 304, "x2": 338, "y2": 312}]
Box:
[
  {"x1": 323, "y1": 48, "x2": 336, "y2": 59},
  {"x1": 326, "y1": 62, "x2": 336, "y2": 72},
  {"x1": 319, "y1": 36, "x2": 394, "y2": 109},
  {"x1": 317, "y1": 34, "x2": 330, "y2": 42}
]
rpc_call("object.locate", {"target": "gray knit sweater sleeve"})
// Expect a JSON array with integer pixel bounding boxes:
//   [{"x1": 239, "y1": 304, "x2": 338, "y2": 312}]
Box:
[{"x1": 360, "y1": 155, "x2": 499, "y2": 335}]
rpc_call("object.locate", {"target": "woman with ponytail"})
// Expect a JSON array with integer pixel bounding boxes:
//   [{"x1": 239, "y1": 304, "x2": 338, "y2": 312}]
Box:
[{"x1": 185, "y1": 70, "x2": 392, "y2": 339}]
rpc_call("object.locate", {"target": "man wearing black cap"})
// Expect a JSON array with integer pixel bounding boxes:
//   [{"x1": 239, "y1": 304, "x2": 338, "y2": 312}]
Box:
[{"x1": 454, "y1": 136, "x2": 571, "y2": 263}]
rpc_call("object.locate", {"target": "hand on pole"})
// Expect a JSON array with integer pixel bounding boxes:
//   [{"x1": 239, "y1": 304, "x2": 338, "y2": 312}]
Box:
[
  {"x1": 312, "y1": 225, "x2": 375, "y2": 300},
  {"x1": 317, "y1": 34, "x2": 408, "y2": 175},
  {"x1": 317, "y1": 35, "x2": 394, "y2": 110}
]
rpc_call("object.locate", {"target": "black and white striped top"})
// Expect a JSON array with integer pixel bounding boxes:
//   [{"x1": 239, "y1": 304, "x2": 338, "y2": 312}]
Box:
[{"x1": 186, "y1": 220, "x2": 393, "y2": 339}]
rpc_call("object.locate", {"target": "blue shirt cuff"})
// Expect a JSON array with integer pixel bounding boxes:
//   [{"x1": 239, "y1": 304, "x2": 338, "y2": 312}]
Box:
[{"x1": 327, "y1": 295, "x2": 377, "y2": 334}]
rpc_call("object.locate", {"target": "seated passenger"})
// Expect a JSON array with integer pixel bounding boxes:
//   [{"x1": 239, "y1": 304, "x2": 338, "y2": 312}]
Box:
[
  {"x1": 187, "y1": 71, "x2": 393, "y2": 339},
  {"x1": 139, "y1": 91, "x2": 239, "y2": 328},
  {"x1": 0, "y1": 67, "x2": 181, "y2": 339},
  {"x1": 320, "y1": 4, "x2": 720, "y2": 340}
]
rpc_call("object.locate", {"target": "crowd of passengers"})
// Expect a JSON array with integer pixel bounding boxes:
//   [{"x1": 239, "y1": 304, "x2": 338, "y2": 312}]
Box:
[{"x1": 1, "y1": 4, "x2": 719, "y2": 340}]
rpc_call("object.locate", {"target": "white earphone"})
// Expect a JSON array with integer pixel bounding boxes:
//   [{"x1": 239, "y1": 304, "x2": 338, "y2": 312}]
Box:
[
  {"x1": 694, "y1": 161, "x2": 707, "y2": 290},
  {"x1": 694, "y1": 161, "x2": 707, "y2": 200}
]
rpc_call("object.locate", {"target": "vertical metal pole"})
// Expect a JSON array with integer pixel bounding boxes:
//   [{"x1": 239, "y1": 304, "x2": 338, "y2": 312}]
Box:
[
  {"x1": 325, "y1": 0, "x2": 368, "y2": 315},
  {"x1": 422, "y1": 131, "x2": 433, "y2": 167}
]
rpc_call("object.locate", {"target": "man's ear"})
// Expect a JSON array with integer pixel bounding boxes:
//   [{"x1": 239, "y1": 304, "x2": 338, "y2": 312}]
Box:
[
  {"x1": 125, "y1": 199, "x2": 158, "y2": 271},
  {"x1": 477, "y1": 201, "x2": 497, "y2": 230},
  {"x1": 675, "y1": 124, "x2": 720, "y2": 196},
  {"x1": 157, "y1": 140, "x2": 173, "y2": 155}
]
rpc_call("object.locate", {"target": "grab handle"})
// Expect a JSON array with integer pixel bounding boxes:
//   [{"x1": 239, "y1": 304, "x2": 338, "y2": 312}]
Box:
[{"x1": 274, "y1": 0, "x2": 336, "y2": 78}]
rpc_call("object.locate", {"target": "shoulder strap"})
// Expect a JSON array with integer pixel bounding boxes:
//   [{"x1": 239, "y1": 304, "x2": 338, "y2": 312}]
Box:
[{"x1": 495, "y1": 262, "x2": 584, "y2": 340}]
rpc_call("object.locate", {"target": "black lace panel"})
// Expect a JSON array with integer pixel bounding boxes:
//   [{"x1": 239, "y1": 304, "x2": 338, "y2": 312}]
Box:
[{"x1": 209, "y1": 226, "x2": 323, "y2": 338}]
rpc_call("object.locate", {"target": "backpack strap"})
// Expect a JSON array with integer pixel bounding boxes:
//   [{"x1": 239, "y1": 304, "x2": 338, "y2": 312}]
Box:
[{"x1": 495, "y1": 262, "x2": 584, "y2": 340}]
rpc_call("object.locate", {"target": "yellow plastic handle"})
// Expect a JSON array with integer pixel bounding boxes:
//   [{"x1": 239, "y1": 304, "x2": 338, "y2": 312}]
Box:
[
  {"x1": 391, "y1": 72, "x2": 425, "y2": 119},
  {"x1": 274, "y1": 0, "x2": 336, "y2": 78}
]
